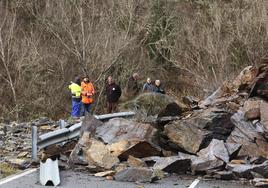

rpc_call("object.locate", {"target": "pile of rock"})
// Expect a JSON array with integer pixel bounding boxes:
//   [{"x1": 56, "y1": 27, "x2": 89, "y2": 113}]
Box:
[
  {"x1": 68, "y1": 61, "x2": 268, "y2": 187},
  {"x1": 0, "y1": 121, "x2": 32, "y2": 170},
  {"x1": 0, "y1": 117, "x2": 62, "y2": 178}
]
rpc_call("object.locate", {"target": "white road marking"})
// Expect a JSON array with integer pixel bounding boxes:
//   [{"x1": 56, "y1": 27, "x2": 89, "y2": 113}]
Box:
[
  {"x1": 189, "y1": 178, "x2": 200, "y2": 188},
  {"x1": 0, "y1": 168, "x2": 37, "y2": 186}
]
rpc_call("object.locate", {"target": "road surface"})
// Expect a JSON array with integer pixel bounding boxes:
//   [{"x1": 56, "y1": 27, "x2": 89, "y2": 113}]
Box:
[{"x1": 0, "y1": 169, "x2": 255, "y2": 188}]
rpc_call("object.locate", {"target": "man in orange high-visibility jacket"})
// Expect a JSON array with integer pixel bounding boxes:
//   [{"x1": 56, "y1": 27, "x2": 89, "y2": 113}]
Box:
[{"x1": 81, "y1": 76, "x2": 95, "y2": 116}]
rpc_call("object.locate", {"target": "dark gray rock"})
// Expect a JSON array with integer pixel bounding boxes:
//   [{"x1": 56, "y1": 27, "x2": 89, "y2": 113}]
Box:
[
  {"x1": 80, "y1": 115, "x2": 103, "y2": 137},
  {"x1": 213, "y1": 171, "x2": 236, "y2": 180},
  {"x1": 226, "y1": 163, "x2": 254, "y2": 179},
  {"x1": 250, "y1": 156, "x2": 267, "y2": 165},
  {"x1": 158, "y1": 102, "x2": 184, "y2": 118},
  {"x1": 197, "y1": 139, "x2": 229, "y2": 163},
  {"x1": 225, "y1": 142, "x2": 242, "y2": 159},
  {"x1": 163, "y1": 108, "x2": 234, "y2": 154},
  {"x1": 253, "y1": 161, "x2": 268, "y2": 178},
  {"x1": 143, "y1": 156, "x2": 191, "y2": 174},
  {"x1": 118, "y1": 141, "x2": 161, "y2": 161},
  {"x1": 188, "y1": 139, "x2": 229, "y2": 174},
  {"x1": 70, "y1": 117, "x2": 161, "y2": 169},
  {"x1": 178, "y1": 143, "x2": 226, "y2": 174},
  {"x1": 182, "y1": 96, "x2": 199, "y2": 109},
  {"x1": 227, "y1": 111, "x2": 268, "y2": 158},
  {"x1": 95, "y1": 118, "x2": 158, "y2": 145},
  {"x1": 114, "y1": 167, "x2": 155, "y2": 183}
]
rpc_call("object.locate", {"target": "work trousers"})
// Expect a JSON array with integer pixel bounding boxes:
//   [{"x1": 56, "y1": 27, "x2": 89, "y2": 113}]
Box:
[
  {"x1": 71, "y1": 99, "x2": 81, "y2": 117},
  {"x1": 107, "y1": 102, "x2": 118, "y2": 114},
  {"x1": 81, "y1": 103, "x2": 91, "y2": 116}
]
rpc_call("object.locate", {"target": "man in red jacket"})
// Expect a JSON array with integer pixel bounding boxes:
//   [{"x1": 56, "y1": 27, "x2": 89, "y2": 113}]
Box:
[{"x1": 106, "y1": 76, "x2": 121, "y2": 113}]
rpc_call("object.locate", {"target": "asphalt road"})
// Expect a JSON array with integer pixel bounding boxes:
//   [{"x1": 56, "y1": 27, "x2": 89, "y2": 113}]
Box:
[{"x1": 0, "y1": 169, "x2": 255, "y2": 188}]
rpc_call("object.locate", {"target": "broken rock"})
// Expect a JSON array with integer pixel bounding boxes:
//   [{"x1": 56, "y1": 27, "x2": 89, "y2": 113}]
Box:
[
  {"x1": 7, "y1": 158, "x2": 30, "y2": 170},
  {"x1": 118, "y1": 141, "x2": 161, "y2": 161},
  {"x1": 252, "y1": 161, "x2": 268, "y2": 178},
  {"x1": 114, "y1": 167, "x2": 155, "y2": 183},
  {"x1": 260, "y1": 100, "x2": 268, "y2": 133},
  {"x1": 190, "y1": 139, "x2": 228, "y2": 173},
  {"x1": 85, "y1": 138, "x2": 119, "y2": 169},
  {"x1": 225, "y1": 142, "x2": 242, "y2": 160},
  {"x1": 163, "y1": 108, "x2": 234, "y2": 154},
  {"x1": 157, "y1": 102, "x2": 184, "y2": 118},
  {"x1": 70, "y1": 117, "x2": 161, "y2": 170},
  {"x1": 242, "y1": 98, "x2": 261, "y2": 120},
  {"x1": 96, "y1": 118, "x2": 161, "y2": 160},
  {"x1": 213, "y1": 171, "x2": 236, "y2": 180},
  {"x1": 198, "y1": 139, "x2": 229, "y2": 163},
  {"x1": 227, "y1": 111, "x2": 268, "y2": 157},
  {"x1": 127, "y1": 155, "x2": 146, "y2": 168},
  {"x1": 143, "y1": 156, "x2": 191, "y2": 174},
  {"x1": 253, "y1": 178, "x2": 268, "y2": 187},
  {"x1": 17, "y1": 152, "x2": 29, "y2": 158},
  {"x1": 226, "y1": 163, "x2": 253, "y2": 179},
  {"x1": 94, "y1": 170, "x2": 116, "y2": 177}
]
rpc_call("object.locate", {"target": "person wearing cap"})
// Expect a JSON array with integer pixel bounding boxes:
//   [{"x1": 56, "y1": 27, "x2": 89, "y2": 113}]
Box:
[
  {"x1": 81, "y1": 76, "x2": 95, "y2": 116},
  {"x1": 68, "y1": 76, "x2": 82, "y2": 117},
  {"x1": 106, "y1": 76, "x2": 121, "y2": 113}
]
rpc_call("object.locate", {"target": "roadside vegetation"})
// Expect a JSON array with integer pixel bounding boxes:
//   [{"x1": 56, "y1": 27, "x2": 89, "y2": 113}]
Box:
[{"x1": 0, "y1": 0, "x2": 268, "y2": 121}]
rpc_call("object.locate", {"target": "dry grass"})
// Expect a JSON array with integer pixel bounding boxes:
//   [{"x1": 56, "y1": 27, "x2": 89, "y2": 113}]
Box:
[
  {"x1": 0, "y1": 163, "x2": 19, "y2": 178},
  {"x1": 0, "y1": 0, "x2": 268, "y2": 120}
]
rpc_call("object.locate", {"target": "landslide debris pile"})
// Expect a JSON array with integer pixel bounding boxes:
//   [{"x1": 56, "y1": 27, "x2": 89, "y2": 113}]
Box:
[
  {"x1": 0, "y1": 117, "x2": 62, "y2": 178},
  {"x1": 64, "y1": 62, "x2": 268, "y2": 187}
]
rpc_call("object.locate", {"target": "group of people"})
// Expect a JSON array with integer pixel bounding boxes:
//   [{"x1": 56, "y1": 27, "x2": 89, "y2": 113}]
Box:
[
  {"x1": 142, "y1": 77, "x2": 165, "y2": 94},
  {"x1": 68, "y1": 73, "x2": 165, "y2": 117},
  {"x1": 68, "y1": 76, "x2": 95, "y2": 117}
]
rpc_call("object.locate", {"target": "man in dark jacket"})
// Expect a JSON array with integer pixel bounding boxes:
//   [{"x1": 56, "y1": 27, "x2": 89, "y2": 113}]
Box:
[
  {"x1": 154, "y1": 80, "x2": 165, "y2": 94},
  {"x1": 126, "y1": 73, "x2": 139, "y2": 98},
  {"x1": 106, "y1": 76, "x2": 122, "y2": 113},
  {"x1": 142, "y1": 77, "x2": 154, "y2": 92}
]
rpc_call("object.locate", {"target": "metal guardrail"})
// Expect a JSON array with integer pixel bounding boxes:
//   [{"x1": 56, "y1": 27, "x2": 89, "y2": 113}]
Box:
[{"x1": 31, "y1": 112, "x2": 135, "y2": 161}]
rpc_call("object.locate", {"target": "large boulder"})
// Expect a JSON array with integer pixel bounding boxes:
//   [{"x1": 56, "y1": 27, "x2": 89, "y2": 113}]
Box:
[
  {"x1": 69, "y1": 116, "x2": 161, "y2": 169},
  {"x1": 95, "y1": 118, "x2": 158, "y2": 144},
  {"x1": 227, "y1": 111, "x2": 268, "y2": 158},
  {"x1": 197, "y1": 139, "x2": 229, "y2": 163},
  {"x1": 191, "y1": 139, "x2": 229, "y2": 173},
  {"x1": 85, "y1": 138, "x2": 120, "y2": 169},
  {"x1": 95, "y1": 118, "x2": 161, "y2": 160},
  {"x1": 163, "y1": 108, "x2": 234, "y2": 154}
]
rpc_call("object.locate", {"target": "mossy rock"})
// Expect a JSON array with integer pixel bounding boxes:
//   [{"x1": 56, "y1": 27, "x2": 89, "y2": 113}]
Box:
[{"x1": 119, "y1": 93, "x2": 177, "y2": 117}]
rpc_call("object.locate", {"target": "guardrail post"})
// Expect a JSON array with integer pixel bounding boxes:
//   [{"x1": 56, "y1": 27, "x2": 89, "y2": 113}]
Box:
[
  {"x1": 60, "y1": 119, "x2": 65, "y2": 129},
  {"x1": 32, "y1": 125, "x2": 38, "y2": 161}
]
